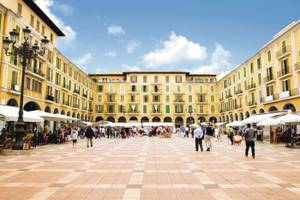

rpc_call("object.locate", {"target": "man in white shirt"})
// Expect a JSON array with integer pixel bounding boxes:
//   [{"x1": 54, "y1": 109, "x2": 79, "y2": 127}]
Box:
[{"x1": 194, "y1": 126, "x2": 204, "y2": 152}]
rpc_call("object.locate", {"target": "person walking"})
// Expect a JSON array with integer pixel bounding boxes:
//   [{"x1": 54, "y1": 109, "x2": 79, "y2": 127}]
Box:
[
  {"x1": 244, "y1": 124, "x2": 256, "y2": 159},
  {"x1": 205, "y1": 123, "x2": 215, "y2": 151},
  {"x1": 194, "y1": 126, "x2": 204, "y2": 152},
  {"x1": 71, "y1": 128, "x2": 78, "y2": 148},
  {"x1": 85, "y1": 126, "x2": 95, "y2": 148}
]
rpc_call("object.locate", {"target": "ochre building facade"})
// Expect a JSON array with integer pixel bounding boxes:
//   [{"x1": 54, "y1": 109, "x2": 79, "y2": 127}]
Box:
[{"x1": 0, "y1": 0, "x2": 300, "y2": 127}]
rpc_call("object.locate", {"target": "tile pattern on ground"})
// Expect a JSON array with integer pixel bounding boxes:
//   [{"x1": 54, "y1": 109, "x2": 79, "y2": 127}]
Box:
[{"x1": 0, "y1": 136, "x2": 300, "y2": 199}]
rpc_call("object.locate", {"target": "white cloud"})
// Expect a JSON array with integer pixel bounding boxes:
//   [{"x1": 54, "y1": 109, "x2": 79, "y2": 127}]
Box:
[
  {"x1": 126, "y1": 40, "x2": 141, "y2": 54},
  {"x1": 143, "y1": 32, "x2": 207, "y2": 68},
  {"x1": 192, "y1": 43, "x2": 232, "y2": 77},
  {"x1": 35, "y1": 0, "x2": 76, "y2": 43},
  {"x1": 107, "y1": 25, "x2": 125, "y2": 35},
  {"x1": 55, "y1": 3, "x2": 73, "y2": 16},
  {"x1": 122, "y1": 64, "x2": 141, "y2": 71},
  {"x1": 105, "y1": 51, "x2": 117, "y2": 58},
  {"x1": 74, "y1": 53, "x2": 92, "y2": 70}
]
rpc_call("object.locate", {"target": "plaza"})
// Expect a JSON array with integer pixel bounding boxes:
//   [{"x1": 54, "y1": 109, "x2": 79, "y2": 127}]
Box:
[{"x1": 0, "y1": 137, "x2": 300, "y2": 200}]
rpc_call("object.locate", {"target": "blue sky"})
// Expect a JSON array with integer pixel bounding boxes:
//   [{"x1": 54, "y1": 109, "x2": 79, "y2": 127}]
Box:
[{"x1": 36, "y1": 0, "x2": 300, "y2": 75}]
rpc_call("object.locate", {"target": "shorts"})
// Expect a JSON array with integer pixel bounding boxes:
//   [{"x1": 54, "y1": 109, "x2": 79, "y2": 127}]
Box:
[{"x1": 72, "y1": 139, "x2": 77, "y2": 143}]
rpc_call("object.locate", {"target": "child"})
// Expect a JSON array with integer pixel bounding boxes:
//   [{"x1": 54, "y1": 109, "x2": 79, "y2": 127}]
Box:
[{"x1": 71, "y1": 128, "x2": 78, "y2": 148}]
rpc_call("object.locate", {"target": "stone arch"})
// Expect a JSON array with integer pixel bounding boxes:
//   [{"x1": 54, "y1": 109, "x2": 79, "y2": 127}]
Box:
[
  {"x1": 163, "y1": 117, "x2": 172, "y2": 122},
  {"x1": 209, "y1": 116, "x2": 217, "y2": 123},
  {"x1": 152, "y1": 117, "x2": 161, "y2": 122},
  {"x1": 175, "y1": 117, "x2": 184, "y2": 127},
  {"x1": 54, "y1": 108, "x2": 59, "y2": 114},
  {"x1": 67, "y1": 111, "x2": 71, "y2": 116},
  {"x1": 198, "y1": 116, "x2": 206, "y2": 122},
  {"x1": 24, "y1": 101, "x2": 41, "y2": 111},
  {"x1": 129, "y1": 116, "x2": 138, "y2": 121},
  {"x1": 186, "y1": 116, "x2": 194, "y2": 125},
  {"x1": 230, "y1": 114, "x2": 233, "y2": 122},
  {"x1": 107, "y1": 116, "x2": 115, "y2": 122},
  {"x1": 269, "y1": 106, "x2": 278, "y2": 112},
  {"x1": 61, "y1": 110, "x2": 65, "y2": 115},
  {"x1": 225, "y1": 115, "x2": 229, "y2": 122},
  {"x1": 245, "y1": 111, "x2": 250, "y2": 118},
  {"x1": 77, "y1": 113, "x2": 80, "y2": 119},
  {"x1": 118, "y1": 116, "x2": 126, "y2": 123},
  {"x1": 72, "y1": 112, "x2": 76, "y2": 118},
  {"x1": 283, "y1": 103, "x2": 296, "y2": 112},
  {"x1": 141, "y1": 117, "x2": 149, "y2": 122},
  {"x1": 251, "y1": 110, "x2": 257, "y2": 115},
  {"x1": 7, "y1": 98, "x2": 18, "y2": 107},
  {"x1": 96, "y1": 116, "x2": 104, "y2": 122},
  {"x1": 234, "y1": 113, "x2": 239, "y2": 121},
  {"x1": 259, "y1": 108, "x2": 265, "y2": 114},
  {"x1": 239, "y1": 113, "x2": 244, "y2": 120},
  {"x1": 44, "y1": 106, "x2": 51, "y2": 113}
]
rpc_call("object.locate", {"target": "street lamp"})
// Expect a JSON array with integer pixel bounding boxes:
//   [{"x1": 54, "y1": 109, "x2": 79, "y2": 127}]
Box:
[{"x1": 3, "y1": 26, "x2": 49, "y2": 150}]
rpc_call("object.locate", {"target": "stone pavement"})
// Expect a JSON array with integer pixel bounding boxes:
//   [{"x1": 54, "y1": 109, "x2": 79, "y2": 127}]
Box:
[{"x1": 0, "y1": 136, "x2": 300, "y2": 200}]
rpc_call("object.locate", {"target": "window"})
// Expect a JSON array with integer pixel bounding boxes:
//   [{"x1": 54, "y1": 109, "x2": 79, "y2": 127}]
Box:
[
  {"x1": 143, "y1": 95, "x2": 148, "y2": 102},
  {"x1": 56, "y1": 58, "x2": 61, "y2": 69},
  {"x1": 266, "y1": 85, "x2": 274, "y2": 96},
  {"x1": 131, "y1": 95, "x2": 135, "y2": 102},
  {"x1": 153, "y1": 95, "x2": 159, "y2": 102},
  {"x1": 165, "y1": 105, "x2": 170, "y2": 113},
  {"x1": 166, "y1": 85, "x2": 169, "y2": 92},
  {"x1": 108, "y1": 105, "x2": 114, "y2": 113},
  {"x1": 121, "y1": 95, "x2": 124, "y2": 102},
  {"x1": 98, "y1": 85, "x2": 103, "y2": 92},
  {"x1": 46, "y1": 85, "x2": 52, "y2": 96},
  {"x1": 41, "y1": 25, "x2": 45, "y2": 35},
  {"x1": 282, "y1": 40, "x2": 287, "y2": 53},
  {"x1": 210, "y1": 86, "x2": 214, "y2": 92},
  {"x1": 199, "y1": 105, "x2": 204, "y2": 113},
  {"x1": 11, "y1": 71, "x2": 18, "y2": 87},
  {"x1": 166, "y1": 95, "x2": 170, "y2": 102},
  {"x1": 188, "y1": 105, "x2": 193, "y2": 113},
  {"x1": 281, "y1": 59, "x2": 289, "y2": 74},
  {"x1": 26, "y1": 77, "x2": 31, "y2": 90},
  {"x1": 143, "y1": 85, "x2": 147, "y2": 93},
  {"x1": 282, "y1": 79, "x2": 290, "y2": 92},
  {"x1": 267, "y1": 67, "x2": 273, "y2": 80},
  {"x1": 177, "y1": 85, "x2": 181, "y2": 93},
  {"x1": 32, "y1": 80, "x2": 42, "y2": 93},
  {"x1": 166, "y1": 76, "x2": 169, "y2": 83},
  {"x1": 30, "y1": 15, "x2": 34, "y2": 27},
  {"x1": 267, "y1": 50, "x2": 272, "y2": 62},
  {"x1": 257, "y1": 58, "x2": 261, "y2": 69},
  {"x1": 154, "y1": 76, "x2": 158, "y2": 83},
  {"x1": 143, "y1": 105, "x2": 147, "y2": 113},
  {"x1": 175, "y1": 76, "x2": 182, "y2": 83},
  {"x1": 50, "y1": 33, "x2": 53, "y2": 43},
  {"x1": 189, "y1": 95, "x2": 192, "y2": 103},
  {"x1": 258, "y1": 74, "x2": 261, "y2": 85},
  {"x1": 211, "y1": 105, "x2": 215, "y2": 113},
  {"x1": 17, "y1": 3, "x2": 22, "y2": 16},
  {"x1": 131, "y1": 85, "x2": 136, "y2": 92},
  {"x1": 36, "y1": 20, "x2": 40, "y2": 32},
  {"x1": 175, "y1": 105, "x2": 183, "y2": 113},
  {"x1": 250, "y1": 63, "x2": 254, "y2": 73},
  {"x1": 154, "y1": 85, "x2": 159, "y2": 92},
  {"x1": 143, "y1": 76, "x2": 147, "y2": 83},
  {"x1": 211, "y1": 95, "x2": 214, "y2": 102},
  {"x1": 243, "y1": 67, "x2": 246, "y2": 77},
  {"x1": 188, "y1": 85, "x2": 192, "y2": 92},
  {"x1": 130, "y1": 76, "x2": 137, "y2": 83}
]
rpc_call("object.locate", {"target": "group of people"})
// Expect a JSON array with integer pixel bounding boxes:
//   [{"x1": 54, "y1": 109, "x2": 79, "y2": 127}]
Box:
[{"x1": 192, "y1": 123, "x2": 256, "y2": 159}]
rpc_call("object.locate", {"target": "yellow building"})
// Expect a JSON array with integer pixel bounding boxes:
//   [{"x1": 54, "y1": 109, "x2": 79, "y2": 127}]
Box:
[
  {"x1": 89, "y1": 72, "x2": 218, "y2": 127},
  {"x1": 0, "y1": 0, "x2": 300, "y2": 128},
  {"x1": 218, "y1": 20, "x2": 300, "y2": 122},
  {"x1": 0, "y1": 0, "x2": 95, "y2": 122}
]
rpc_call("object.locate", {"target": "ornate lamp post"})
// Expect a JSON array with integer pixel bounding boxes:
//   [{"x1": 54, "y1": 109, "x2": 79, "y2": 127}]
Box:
[{"x1": 2, "y1": 26, "x2": 49, "y2": 150}]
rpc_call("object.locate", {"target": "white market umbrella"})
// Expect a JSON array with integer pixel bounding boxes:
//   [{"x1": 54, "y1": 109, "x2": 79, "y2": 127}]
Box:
[
  {"x1": 226, "y1": 120, "x2": 244, "y2": 127},
  {"x1": 0, "y1": 105, "x2": 43, "y2": 123},
  {"x1": 241, "y1": 113, "x2": 282, "y2": 125},
  {"x1": 275, "y1": 112, "x2": 300, "y2": 125},
  {"x1": 257, "y1": 118, "x2": 281, "y2": 127}
]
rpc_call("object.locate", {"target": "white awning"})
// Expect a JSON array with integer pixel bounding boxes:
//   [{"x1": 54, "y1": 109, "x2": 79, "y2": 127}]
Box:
[
  {"x1": 0, "y1": 105, "x2": 43, "y2": 123},
  {"x1": 241, "y1": 113, "x2": 283, "y2": 124},
  {"x1": 226, "y1": 121, "x2": 244, "y2": 127},
  {"x1": 29, "y1": 110, "x2": 78, "y2": 122}
]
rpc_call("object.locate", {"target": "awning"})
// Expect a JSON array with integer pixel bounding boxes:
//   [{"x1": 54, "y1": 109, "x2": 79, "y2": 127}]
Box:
[
  {"x1": 0, "y1": 105, "x2": 43, "y2": 123},
  {"x1": 241, "y1": 113, "x2": 283, "y2": 124},
  {"x1": 226, "y1": 121, "x2": 244, "y2": 127},
  {"x1": 29, "y1": 110, "x2": 78, "y2": 122}
]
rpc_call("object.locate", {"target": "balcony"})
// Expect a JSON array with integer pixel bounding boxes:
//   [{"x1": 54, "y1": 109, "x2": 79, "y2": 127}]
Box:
[
  {"x1": 234, "y1": 90, "x2": 243, "y2": 96},
  {"x1": 82, "y1": 93, "x2": 88, "y2": 98},
  {"x1": 74, "y1": 89, "x2": 80, "y2": 94},
  {"x1": 277, "y1": 68, "x2": 291, "y2": 79},
  {"x1": 276, "y1": 46, "x2": 291, "y2": 58},
  {"x1": 45, "y1": 95, "x2": 54, "y2": 101},
  {"x1": 248, "y1": 101, "x2": 257, "y2": 107},
  {"x1": 26, "y1": 67, "x2": 45, "y2": 80},
  {"x1": 88, "y1": 109, "x2": 93, "y2": 112},
  {"x1": 264, "y1": 75, "x2": 275, "y2": 83},
  {"x1": 174, "y1": 99, "x2": 185, "y2": 103},
  {"x1": 279, "y1": 91, "x2": 290, "y2": 99},
  {"x1": 196, "y1": 100, "x2": 207, "y2": 104},
  {"x1": 247, "y1": 83, "x2": 256, "y2": 91},
  {"x1": 226, "y1": 94, "x2": 232, "y2": 99}
]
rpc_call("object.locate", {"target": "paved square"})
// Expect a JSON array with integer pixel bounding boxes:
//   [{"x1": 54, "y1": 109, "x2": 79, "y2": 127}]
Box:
[{"x1": 0, "y1": 137, "x2": 300, "y2": 200}]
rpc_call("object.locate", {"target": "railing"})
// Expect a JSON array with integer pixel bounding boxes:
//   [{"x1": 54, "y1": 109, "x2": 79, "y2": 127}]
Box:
[
  {"x1": 234, "y1": 90, "x2": 243, "y2": 95},
  {"x1": 277, "y1": 68, "x2": 290, "y2": 78},
  {"x1": 247, "y1": 83, "x2": 256, "y2": 90},
  {"x1": 174, "y1": 99, "x2": 184, "y2": 102},
  {"x1": 27, "y1": 66, "x2": 45, "y2": 77},
  {"x1": 248, "y1": 101, "x2": 257, "y2": 106},
  {"x1": 276, "y1": 46, "x2": 291, "y2": 58},
  {"x1": 264, "y1": 75, "x2": 274, "y2": 83}
]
